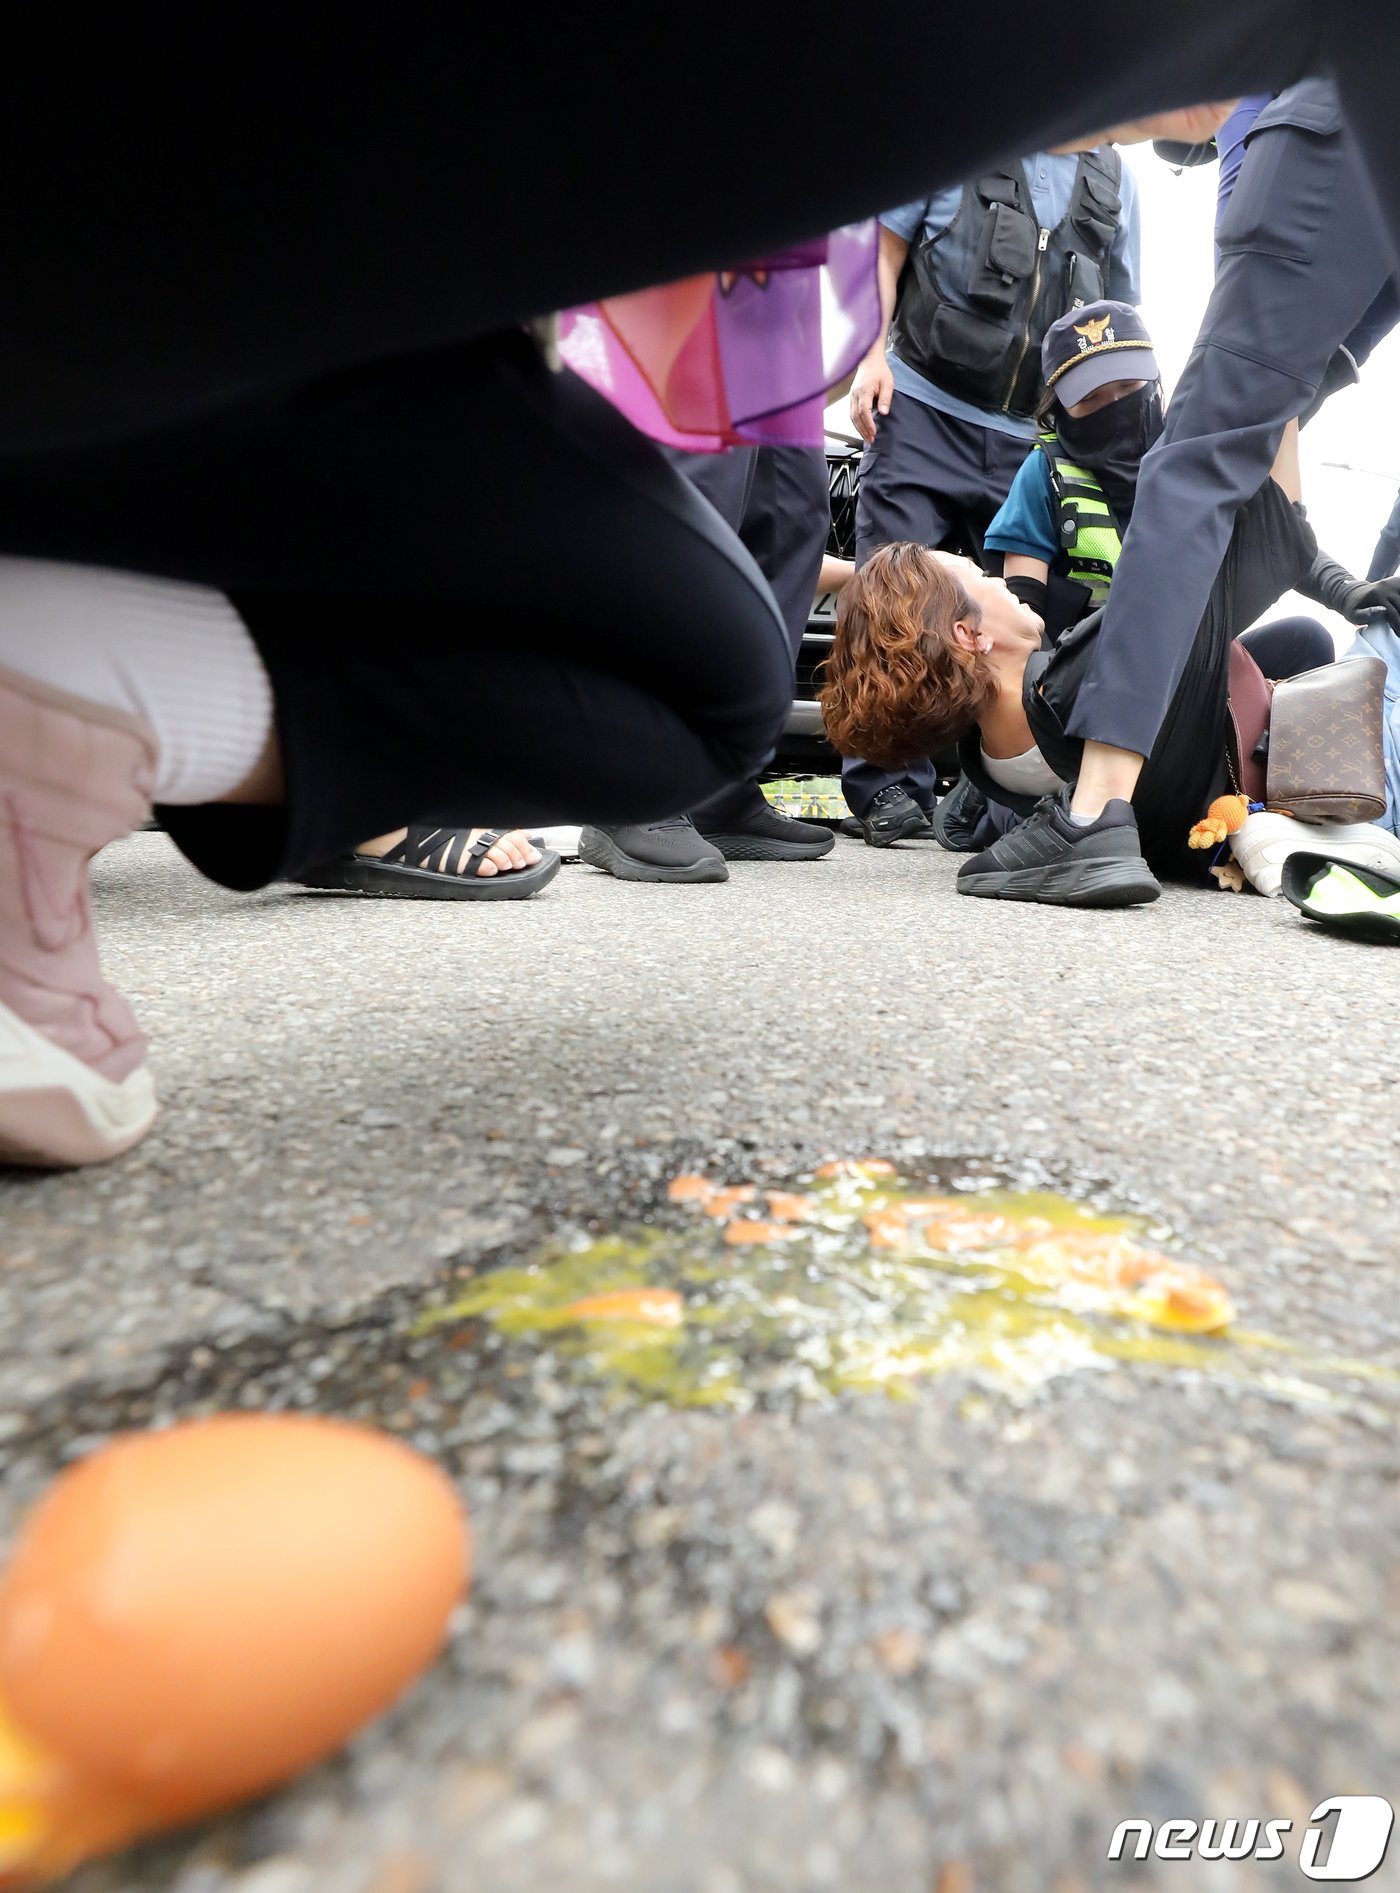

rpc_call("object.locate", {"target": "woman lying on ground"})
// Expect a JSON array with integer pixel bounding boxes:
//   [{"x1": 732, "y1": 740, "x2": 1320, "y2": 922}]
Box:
[
  {"x1": 929, "y1": 300, "x2": 1371, "y2": 877},
  {"x1": 928, "y1": 299, "x2": 1172, "y2": 854},
  {"x1": 820, "y1": 417, "x2": 1400, "y2": 906}
]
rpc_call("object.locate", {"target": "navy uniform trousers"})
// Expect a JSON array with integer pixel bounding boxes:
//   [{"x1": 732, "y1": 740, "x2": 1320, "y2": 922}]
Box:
[
  {"x1": 1068, "y1": 90, "x2": 1395, "y2": 762},
  {"x1": 0, "y1": 8, "x2": 1397, "y2": 888}
]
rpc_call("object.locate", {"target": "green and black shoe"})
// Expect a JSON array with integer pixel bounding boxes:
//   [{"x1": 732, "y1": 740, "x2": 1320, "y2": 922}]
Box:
[{"x1": 1280, "y1": 852, "x2": 1400, "y2": 943}]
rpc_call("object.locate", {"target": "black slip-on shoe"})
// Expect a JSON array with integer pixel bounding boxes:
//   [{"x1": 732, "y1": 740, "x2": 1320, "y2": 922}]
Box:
[
  {"x1": 578, "y1": 817, "x2": 729, "y2": 883},
  {"x1": 930, "y1": 775, "x2": 991, "y2": 854},
  {"x1": 696, "y1": 796, "x2": 835, "y2": 861},
  {"x1": 1280, "y1": 851, "x2": 1400, "y2": 942},
  {"x1": 956, "y1": 793, "x2": 1160, "y2": 908},
  {"x1": 847, "y1": 785, "x2": 935, "y2": 848}
]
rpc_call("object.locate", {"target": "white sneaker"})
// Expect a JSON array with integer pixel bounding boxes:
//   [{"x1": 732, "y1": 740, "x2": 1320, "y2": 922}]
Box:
[
  {"x1": 1230, "y1": 810, "x2": 1400, "y2": 899},
  {"x1": 0, "y1": 663, "x2": 159, "y2": 1166}
]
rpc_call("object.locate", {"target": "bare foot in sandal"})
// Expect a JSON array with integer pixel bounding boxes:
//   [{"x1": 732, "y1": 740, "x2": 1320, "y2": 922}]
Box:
[
  {"x1": 358, "y1": 827, "x2": 541, "y2": 877},
  {"x1": 290, "y1": 824, "x2": 561, "y2": 900}
]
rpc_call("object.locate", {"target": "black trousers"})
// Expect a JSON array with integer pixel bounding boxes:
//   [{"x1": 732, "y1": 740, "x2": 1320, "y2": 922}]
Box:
[
  {"x1": 1237, "y1": 615, "x2": 1335, "y2": 679},
  {"x1": 668, "y1": 446, "x2": 830, "y2": 667},
  {"x1": 845, "y1": 399, "x2": 1030, "y2": 815},
  {"x1": 149, "y1": 343, "x2": 796, "y2": 887},
  {"x1": 1068, "y1": 116, "x2": 1392, "y2": 762},
  {"x1": 666, "y1": 445, "x2": 830, "y2": 826},
  {"x1": 0, "y1": 5, "x2": 1391, "y2": 885}
]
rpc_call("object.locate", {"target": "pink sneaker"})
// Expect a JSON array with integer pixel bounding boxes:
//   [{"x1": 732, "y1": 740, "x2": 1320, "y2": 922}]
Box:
[{"x1": 0, "y1": 664, "x2": 159, "y2": 1166}]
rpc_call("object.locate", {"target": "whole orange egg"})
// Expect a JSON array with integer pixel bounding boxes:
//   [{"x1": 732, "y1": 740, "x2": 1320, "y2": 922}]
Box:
[{"x1": 0, "y1": 1414, "x2": 468, "y2": 1821}]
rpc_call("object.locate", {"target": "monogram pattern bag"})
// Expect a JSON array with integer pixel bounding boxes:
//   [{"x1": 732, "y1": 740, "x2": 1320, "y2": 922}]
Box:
[
  {"x1": 1226, "y1": 642, "x2": 1386, "y2": 822},
  {"x1": 1265, "y1": 650, "x2": 1387, "y2": 824}
]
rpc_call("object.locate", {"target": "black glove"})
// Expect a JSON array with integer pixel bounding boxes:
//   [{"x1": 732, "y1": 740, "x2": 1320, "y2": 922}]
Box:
[{"x1": 1301, "y1": 552, "x2": 1400, "y2": 631}]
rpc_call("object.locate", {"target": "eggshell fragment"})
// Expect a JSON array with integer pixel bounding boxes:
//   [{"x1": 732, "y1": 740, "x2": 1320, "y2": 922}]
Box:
[
  {"x1": 918, "y1": 1213, "x2": 1012, "y2": 1253},
  {"x1": 562, "y1": 1289, "x2": 684, "y2": 1327},
  {"x1": 1132, "y1": 1281, "x2": 1237, "y2": 1336},
  {"x1": 703, "y1": 1186, "x2": 757, "y2": 1219},
  {"x1": 666, "y1": 1175, "x2": 715, "y2": 1204},
  {"x1": 763, "y1": 1192, "x2": 814, "y2": 1224},
  {"x1": 863, "y1": 1210, "x2": 910, "y2": 1251},
  {"x1": 1010, "y1": 1232, "x2": 1235, "y2": 1333},
  {"x1": 0, "y1": 1415, "x2": 468, "y2": 1824}
]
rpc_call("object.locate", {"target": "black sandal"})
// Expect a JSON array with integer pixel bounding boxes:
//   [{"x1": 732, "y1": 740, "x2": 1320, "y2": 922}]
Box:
[{"x1": 291, "y1": 826, "x2": 561, "y2": 900}]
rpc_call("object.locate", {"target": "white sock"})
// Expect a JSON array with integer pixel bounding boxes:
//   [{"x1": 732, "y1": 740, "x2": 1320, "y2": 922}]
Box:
[
  {"x1": 0, "y1": 557, "x2": 272, "y2": 804},
  {"x1": 1065, "y1": 806, "x2": 1099, "y2": 827}
]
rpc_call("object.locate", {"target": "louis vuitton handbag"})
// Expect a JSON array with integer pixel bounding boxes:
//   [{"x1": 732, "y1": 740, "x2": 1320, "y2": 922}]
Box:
[{"x1": 1227, "y1": 641, "x2": 1387, "y2": 824}]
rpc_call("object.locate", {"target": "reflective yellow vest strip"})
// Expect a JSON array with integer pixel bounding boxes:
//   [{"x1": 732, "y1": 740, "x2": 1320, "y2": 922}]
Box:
[{"x1": 1035, "y1": 432, "x2": 1123, "y2": 604}]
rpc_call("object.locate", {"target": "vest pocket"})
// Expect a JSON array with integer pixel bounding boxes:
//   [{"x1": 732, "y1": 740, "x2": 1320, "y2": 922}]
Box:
[
  {"x1": 1069, "y1": 160, "x2": 1121, "y2": 252},
  {"x1": 966, "y1": 203, "x2": 1037, "y2": 314},
  {"x1": 1063, "y1": 250, "x2": 1108, "y2": 310},
  {"x1": 928, "y1": 303, "x2": 1012, "y2": 378}
]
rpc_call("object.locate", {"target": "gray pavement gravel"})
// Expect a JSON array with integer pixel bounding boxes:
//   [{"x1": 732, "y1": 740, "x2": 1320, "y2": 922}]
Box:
[{"x1": 3, "y1": 830, "x2": 1400, "y2": 1892}]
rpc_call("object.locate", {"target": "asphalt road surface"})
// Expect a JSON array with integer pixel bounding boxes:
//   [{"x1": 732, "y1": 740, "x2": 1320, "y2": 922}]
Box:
[{"x1": 3, "y1": 831, "x2": 1398, "y2": 1893}]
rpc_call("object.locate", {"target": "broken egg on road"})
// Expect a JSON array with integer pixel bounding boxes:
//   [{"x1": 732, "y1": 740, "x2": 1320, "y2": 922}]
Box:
[{"x1": 423, "y1": 1161, "x2": 1262, "y2": 1410}]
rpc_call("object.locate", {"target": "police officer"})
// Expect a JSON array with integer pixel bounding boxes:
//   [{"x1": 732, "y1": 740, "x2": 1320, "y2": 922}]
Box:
[
  {"x1": 840, "y1": 147, "x2": 1141, "y2": 844},
  {"x1": 959, "y1": 77, "x2": 1400, "y2": 909}
]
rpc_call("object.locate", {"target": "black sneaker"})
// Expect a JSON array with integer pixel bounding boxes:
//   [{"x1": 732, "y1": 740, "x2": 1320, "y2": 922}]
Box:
[
  {"x1": 578, "y1": 817, "x2": 729, "y2": 883},
  {"x1": 694, "y1": 784, "x2": 835, "y2": 861},
  {"x1": 930, "y1": 775, "x2": 991, "y2": 854},
  {"x1": 844, "y1": 785, "x2": 935, "y2": 848},
  {"x1": 956, "y1": 792, "x2": 1160, "y2": 907}
]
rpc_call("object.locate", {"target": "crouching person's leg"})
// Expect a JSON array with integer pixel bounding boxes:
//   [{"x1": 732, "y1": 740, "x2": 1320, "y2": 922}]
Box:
[
  {"x1": 0, "y1": 355, "x2": 793, "y2": 1166},
  {"x1": 0, "y1": 565, "x2": 277, "y2": 1167},
  {"x1": 167, "y1": 375, "x2": 793, "y2": 895}
]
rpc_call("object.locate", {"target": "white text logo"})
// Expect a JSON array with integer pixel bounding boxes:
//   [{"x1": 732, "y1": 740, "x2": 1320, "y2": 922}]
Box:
[{"x1": 1108, "y1": 1797, "x2": 1393, "y2": 1880}]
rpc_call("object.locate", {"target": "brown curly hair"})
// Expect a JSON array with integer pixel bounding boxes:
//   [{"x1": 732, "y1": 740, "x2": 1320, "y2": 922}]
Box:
[{"x1": 818, "y1": 543, "x2": 994, "y2": 768}]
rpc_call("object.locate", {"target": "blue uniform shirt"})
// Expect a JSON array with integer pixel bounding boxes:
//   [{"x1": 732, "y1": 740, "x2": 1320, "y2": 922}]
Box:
[
  {"x1": 1215, "y1": 94, "x2": 1271, "y2": 230},
  {"x1": 881, "y1": 156, "x2": 1142, "y2": 441},
  {"x1": 983, "y1": 449, "x2": 1061, "y2": 562}
]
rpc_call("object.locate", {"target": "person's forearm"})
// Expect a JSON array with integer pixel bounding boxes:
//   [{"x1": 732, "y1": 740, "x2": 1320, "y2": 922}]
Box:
[
  {"x1": 1050, "y1": 101, "x2": 1239, "y2": 155},
  {"x1": 866, "y1": 225, "x2": 909, "y2": 360},
  {"x1": 1270, "y1": 418, "x2": 1301, "y2": 505},
  {"x1": 1003, "y1": 554, "x2": 1051, "y2": 586}
]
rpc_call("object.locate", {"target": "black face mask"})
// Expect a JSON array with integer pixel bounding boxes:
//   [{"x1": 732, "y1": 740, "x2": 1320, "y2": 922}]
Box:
[{"x1": 1055, "y1": 384, "x2": 1163, "y2": 524}]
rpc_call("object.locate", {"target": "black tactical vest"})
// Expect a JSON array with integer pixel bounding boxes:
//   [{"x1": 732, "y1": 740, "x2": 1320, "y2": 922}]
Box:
[{"x1": 887, "y1": 150, "x2": 1123, "y2": 420}]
